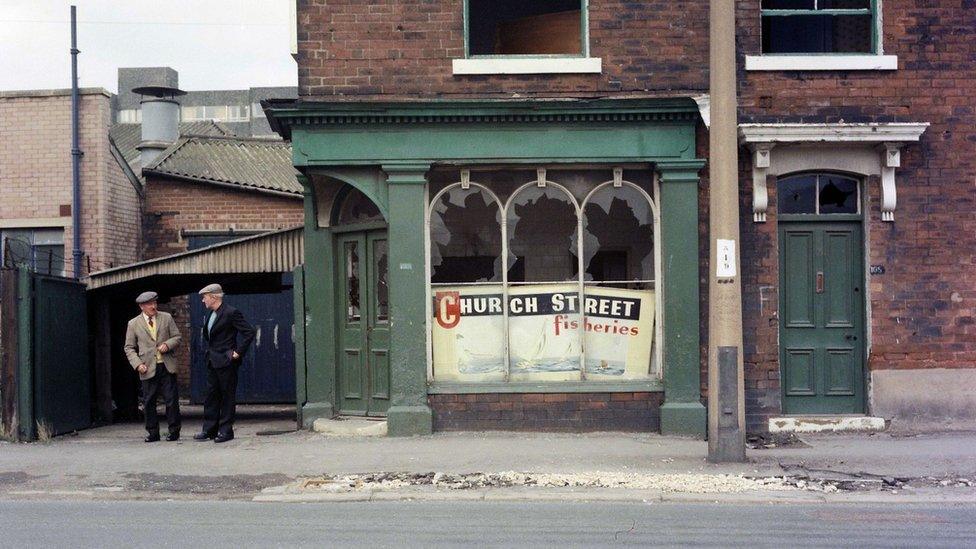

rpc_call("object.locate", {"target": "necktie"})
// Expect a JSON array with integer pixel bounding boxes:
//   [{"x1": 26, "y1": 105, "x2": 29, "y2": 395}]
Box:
[{"x1": 148, "y1": 317, "x2": 154, "y2": 328}]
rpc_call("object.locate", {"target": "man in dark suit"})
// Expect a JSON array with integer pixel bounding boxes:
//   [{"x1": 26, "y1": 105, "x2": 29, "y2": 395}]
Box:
[{"x1": 193, "y1": 283, "x2": 255, "y2": 443}]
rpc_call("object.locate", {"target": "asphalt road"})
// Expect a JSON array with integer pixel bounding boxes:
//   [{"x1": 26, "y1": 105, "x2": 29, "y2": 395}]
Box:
[{"x1": 0, "y1": 500, "x2": 973, "y2": 548}]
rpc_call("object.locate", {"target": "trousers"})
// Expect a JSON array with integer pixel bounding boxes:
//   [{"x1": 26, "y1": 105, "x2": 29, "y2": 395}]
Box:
[
  {"x1": 143, "y1": 364, "x2": 181, "y2": 435},
  {"x1": 201, "y1": 362, "x2": 238, "y2": 437}
]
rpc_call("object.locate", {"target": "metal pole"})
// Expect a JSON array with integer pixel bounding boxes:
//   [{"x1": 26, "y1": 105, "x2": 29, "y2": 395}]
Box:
[
  {"x1": 707, "y1": 0, "x2": 746, "y2": 462},
  {"x1": 70, "y1": 5, "x2": 84, "y2": 279}
]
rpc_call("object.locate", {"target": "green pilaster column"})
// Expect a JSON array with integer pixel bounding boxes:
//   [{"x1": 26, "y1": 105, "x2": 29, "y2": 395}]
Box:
[
  {"x1": 658, "y1": 161, "x2": 707, "y2": 437},
  {"x1": 297, "y1": 175, "x2": 337, "y2": 427},
  {"x1": 383, "y1": 164, "x2": 433, "y2": 436}
]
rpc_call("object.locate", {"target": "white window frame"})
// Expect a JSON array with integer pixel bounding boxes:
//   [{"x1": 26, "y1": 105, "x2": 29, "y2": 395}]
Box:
[
  {"x1": 746, "y1": 0, "x2": 898, "y2": 71},
  {"x1": 424, "y1": 170, "x2": 662, "y2": 384},
  {"x1": 453, "y1": 0, "x2": 602, "y2": 75}
]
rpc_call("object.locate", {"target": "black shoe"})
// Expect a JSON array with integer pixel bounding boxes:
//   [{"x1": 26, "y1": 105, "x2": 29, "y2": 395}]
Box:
[
  {"x1": 144, "y1": 433, "x2": 160, "y2": 443},
  {"x1": 213, "y1": 433, "x2": 234, "y2": 444},
  {"x1": 193, "y1": 432, "x2": 215, "y2": 441},
  {"x1": 166, "y1": 432, "x2": 180, "y2": 442}
]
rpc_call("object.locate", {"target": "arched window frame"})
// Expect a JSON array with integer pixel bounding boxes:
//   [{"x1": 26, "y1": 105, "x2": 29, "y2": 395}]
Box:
[{"x1": 425, "y1": 171, "x2": 662, "y2": 384}]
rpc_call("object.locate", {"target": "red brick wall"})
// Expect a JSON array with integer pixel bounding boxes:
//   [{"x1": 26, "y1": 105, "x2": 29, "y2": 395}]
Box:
[
  {"x1": 734, "y1": 1, "x2": 976, "y2": 430},
  {"x1": 296, "y1": 0, "x2": 709, "y2": 99},
  {"x1": 144, "y1": 176, "x2": 304, "y2": 391},
  {"x1": 430, "y1": 392, "x2": 663, "y2": 432}
]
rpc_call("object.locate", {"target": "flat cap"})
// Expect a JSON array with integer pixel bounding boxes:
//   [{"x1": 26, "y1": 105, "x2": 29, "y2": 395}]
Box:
[
  {"x1": 135, "y1": 291, "x2": 158, "y2": 304},
  {"x1": 198, "y1": 283, "x2": 223, "y2": 295}
]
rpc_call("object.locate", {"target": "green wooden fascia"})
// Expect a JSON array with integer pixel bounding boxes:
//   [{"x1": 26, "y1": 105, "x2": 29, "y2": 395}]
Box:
[{"x1": 270, "y1": 97, "x2": 699, "y2": 144}]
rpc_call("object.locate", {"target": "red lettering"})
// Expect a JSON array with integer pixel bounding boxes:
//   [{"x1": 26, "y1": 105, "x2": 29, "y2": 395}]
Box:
[{"x1": 435, "y1": 291, "x2": 460, "y2": 329}]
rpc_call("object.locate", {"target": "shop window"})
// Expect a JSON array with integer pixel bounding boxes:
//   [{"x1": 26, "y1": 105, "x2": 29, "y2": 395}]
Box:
[
  {"x1": 428, "y1": 171, "x2": 658, "y2": 385},
  {"x1": 430, "y1": 186, "x2": 503, "y2": 283},
  {"x1": 466, "y1": 0, "x2": 584, "y2": 56},
  {"x1": 761, "y1": 0, "x2": 876, "y2": 54},
  {"x1": 777, "y1": 173, "x2": 860, "y2": 215},
  {"x1": 506, "y1": 186, "x2": 578, "y2": 283}
]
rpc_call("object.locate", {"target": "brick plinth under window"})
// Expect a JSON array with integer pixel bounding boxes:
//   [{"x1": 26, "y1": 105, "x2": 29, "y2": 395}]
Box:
[{"x1": 429, "y1": 392, "x2": 663, "y2": 432}]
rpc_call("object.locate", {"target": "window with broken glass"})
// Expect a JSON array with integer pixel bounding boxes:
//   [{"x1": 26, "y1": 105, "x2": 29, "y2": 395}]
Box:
[
  {"x1": 778, "y1": 173, "x2": 860, "y2": 215},
  {"x1": 428, "y1": 169, "x2": 659, "y2": 384},
  {"x1": 761, "y1": 0, "x2": 878, "y2": 54}
]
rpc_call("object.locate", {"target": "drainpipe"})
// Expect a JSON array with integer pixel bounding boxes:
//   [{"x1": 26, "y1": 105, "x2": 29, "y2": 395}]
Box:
[
  {"x1": 70, "y1": 5, "x2": 84, "y2": 278},
  {"x1": 707, "y1": 0, "x2": 746, "y2": 462}
]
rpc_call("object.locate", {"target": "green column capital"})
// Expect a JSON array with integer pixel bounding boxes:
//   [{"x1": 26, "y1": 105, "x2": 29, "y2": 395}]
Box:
[
  {"x1": 382, "y1": 164, "x2": 431, "y2": 185},
  {"x1": 656, "y1": 160, "x2": 706, "y2": 184}
]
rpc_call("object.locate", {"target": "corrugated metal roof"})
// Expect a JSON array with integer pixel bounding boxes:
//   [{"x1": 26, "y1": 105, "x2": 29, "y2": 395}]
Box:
[
  {"x1": 109, "y1": 121, "x2": 237, "y2": 182},
  {"x1": 85, "y1": 227, "x2": 303, "y2": 290},
  {"x1": 143, "y1": 135, "x2": 302, "y2": 196}
]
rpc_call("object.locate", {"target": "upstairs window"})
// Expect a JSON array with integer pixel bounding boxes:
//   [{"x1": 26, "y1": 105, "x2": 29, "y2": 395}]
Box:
[
  {"x1": 761, "y1": 0, "x2": 877, "y2": 54},
  {"x1": 466, "y1": 0, "x2": 585, "y2": 56}
]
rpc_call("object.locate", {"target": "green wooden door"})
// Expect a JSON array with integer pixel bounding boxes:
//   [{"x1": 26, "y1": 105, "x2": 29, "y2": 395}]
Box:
[
  {"x1": 336, "y1": 231, "x2": 390, "y2": 416},
  {"x1": 779, "y1": 222, "x2": 865, "y2": 414}
]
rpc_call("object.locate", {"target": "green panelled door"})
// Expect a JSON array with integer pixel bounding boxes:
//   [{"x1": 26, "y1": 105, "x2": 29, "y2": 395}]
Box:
[
  {"x1": 336, "y1": 231, "x2": 391, "y2": 416},
  {"x1": 779, "y1": 222, "x2": 865, "y2": 414}
]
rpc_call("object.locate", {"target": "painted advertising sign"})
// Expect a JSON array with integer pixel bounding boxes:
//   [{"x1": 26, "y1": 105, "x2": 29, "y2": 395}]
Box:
[{"x1": 432, "y1": 284, "x2": 654, "y2": 382}]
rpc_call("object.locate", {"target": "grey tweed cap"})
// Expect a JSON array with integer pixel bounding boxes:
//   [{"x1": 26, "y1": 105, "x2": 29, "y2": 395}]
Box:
[
  {"x1": 198, "y1": 283, "x2": 223, "y2": 295},
  {"x1": 135, "y1": 291, "x2": 158, "y2": 304}
]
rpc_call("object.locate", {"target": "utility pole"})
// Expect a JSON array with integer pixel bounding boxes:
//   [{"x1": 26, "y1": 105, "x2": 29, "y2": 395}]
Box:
[
  {"x1": 70, "y1": 5, "x2": 84, "y2": 278},
  {"x1": 707, "y1": 0, "x2": 746, "y2": 462}
]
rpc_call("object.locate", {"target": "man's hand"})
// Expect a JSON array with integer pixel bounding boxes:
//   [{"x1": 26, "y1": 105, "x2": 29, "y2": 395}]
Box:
[
  {"x1": 231, "y1": 351, "x2": 240, "y2": 360},
  {"x1": 157, "y1": 343, "x2": 169, "y2": 353},
  {"x1": 137, "y1": 364, "x2": 148, "y2": 375}
]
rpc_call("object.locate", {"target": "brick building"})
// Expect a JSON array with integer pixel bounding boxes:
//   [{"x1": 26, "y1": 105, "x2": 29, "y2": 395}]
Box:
[
  {"x1": 2, "y1": 82, "x2": 303, "y2": 422},
  {"x1": 265, "y1": 0, "x2": 975, "y2": 436},
  {"x1": 1, "y1": 88, "x2": 140, "y2": 278}
]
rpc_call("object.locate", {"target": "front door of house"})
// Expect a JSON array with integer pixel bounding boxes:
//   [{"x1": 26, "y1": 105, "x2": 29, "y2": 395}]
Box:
[
  {"x1": 336, "y1": 230, "x2": 391, "y2": 416},
  {"x1": 779, "y1": 222, "x2": 865, "y2": 414}
]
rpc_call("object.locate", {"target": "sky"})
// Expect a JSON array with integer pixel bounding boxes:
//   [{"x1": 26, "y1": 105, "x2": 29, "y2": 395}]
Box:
[{"x1": 0, "y1": 0, "x2": 297, "y2": 93}]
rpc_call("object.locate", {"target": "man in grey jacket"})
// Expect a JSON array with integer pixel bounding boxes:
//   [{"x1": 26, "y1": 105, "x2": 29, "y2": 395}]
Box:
[{"x1": 124, "y1": 291, "x2": 182, "y2": 442}]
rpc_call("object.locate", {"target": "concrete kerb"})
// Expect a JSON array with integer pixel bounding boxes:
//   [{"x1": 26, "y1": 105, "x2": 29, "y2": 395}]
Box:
[{"x1": 252, "y1": 486, "x2": 976, "y2": 505}]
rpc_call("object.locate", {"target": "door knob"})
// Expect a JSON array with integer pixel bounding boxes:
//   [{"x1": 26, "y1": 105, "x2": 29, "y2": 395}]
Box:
[{"x1": 845, "y1": 335, "x2": 858, "y2": 341}]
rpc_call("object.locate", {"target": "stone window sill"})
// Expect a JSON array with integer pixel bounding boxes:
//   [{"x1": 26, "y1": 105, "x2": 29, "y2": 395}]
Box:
[
  {"x1": 745, "y1": 55, "x2": 898, "y2": 72},
  {"x1": 452, "y1": 57, "x2": 602, "y2": 75}
]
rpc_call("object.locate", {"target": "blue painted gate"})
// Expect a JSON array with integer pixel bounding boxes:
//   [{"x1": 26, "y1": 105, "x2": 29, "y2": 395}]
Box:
[{"x1": 187, "y1": 236, "x2": 296, "y2": 404}]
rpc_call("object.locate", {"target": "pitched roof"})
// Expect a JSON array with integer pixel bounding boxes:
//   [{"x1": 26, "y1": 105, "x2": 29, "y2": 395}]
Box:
[
  {"x1": 142, "y1": 135, "x2": 302, "y2": 196},
  {"x1": 109, "y1": 121, "x2": 236, "y2": 181}
]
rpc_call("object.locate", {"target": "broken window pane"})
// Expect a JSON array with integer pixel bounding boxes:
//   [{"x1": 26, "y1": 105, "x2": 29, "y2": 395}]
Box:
[
  {"x1": 582, "y1": 185, "x2": 654, "y2": 289},
  {"x1": 778, "y1": 175, "x2": 817, "y2": 214},
  {"x1": 507, "y1": 185, "x2": 579, "y2": 283},
  {"x1": 338, "y1": 187, "x2": 384, "y2": 225},
  {"x1": 430, "y1": 186, "x2": 503, "y2": 283},
  {"x1": 467, "y1": 0, "x2": 582, "y2": 56},
  {"x1": 818, "y1": 175, "x2": 859, "y2": 214}
]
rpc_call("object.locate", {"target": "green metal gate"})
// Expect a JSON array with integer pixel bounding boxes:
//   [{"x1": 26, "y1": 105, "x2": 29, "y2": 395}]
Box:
[{"x1": 3, "y1": 268, "x2": 91, "y2": 440}]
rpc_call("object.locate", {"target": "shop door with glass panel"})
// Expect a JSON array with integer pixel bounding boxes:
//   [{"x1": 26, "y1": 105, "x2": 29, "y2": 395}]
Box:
[
  {"x1": 336, "y1": 231, "x2": 390, "y2": 416},
  {"x1": 779, "y1": 222, "x2": 865, "y2": 414}
]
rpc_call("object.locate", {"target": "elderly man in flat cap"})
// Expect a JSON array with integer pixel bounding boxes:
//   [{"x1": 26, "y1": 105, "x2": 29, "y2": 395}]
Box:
[
  {"x1": 194, "y1": 283, "x2": 255, "y2": 443},
  {"x1": 124, "y1": 291, "x2": 182, "y2": 442}
]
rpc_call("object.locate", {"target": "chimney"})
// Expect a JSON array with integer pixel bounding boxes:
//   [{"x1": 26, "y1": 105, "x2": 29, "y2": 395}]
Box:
[{"x1": 134, "y1": 84, "x2": 186, "y2": 168}]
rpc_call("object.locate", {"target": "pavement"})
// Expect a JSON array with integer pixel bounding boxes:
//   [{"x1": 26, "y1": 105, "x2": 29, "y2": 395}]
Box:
[{"x1": 0, "y1": 406, "x2": 974, "y2": 504}]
